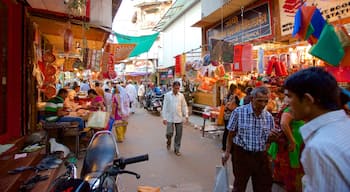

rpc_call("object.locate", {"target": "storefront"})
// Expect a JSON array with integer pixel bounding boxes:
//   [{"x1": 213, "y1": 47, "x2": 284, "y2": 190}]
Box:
[
  {"x1": 190, "y1": 0, "x2": 350, "y2": 112},
  {"x1": 0, "y1": 0, "x2": 122, "y2": 144}
]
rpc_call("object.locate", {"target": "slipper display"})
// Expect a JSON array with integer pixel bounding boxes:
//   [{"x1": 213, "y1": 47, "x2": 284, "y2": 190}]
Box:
[
  {"x1": 35, "y1": 155, "x2": 63, "y2": 171},
  {"x1": 8, "y1": 166, "x2": 35, "y2": 174}
]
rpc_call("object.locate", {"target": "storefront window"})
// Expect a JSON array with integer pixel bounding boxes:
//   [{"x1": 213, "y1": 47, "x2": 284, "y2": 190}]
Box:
[{"x1": 0, "y1": 1, "x2": 8, "y2": 134}]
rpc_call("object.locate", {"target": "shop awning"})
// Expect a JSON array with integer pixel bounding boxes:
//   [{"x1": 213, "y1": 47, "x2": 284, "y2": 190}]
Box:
[{"x1": 192, "y1": 0, "x2": 258, "y2": 28}]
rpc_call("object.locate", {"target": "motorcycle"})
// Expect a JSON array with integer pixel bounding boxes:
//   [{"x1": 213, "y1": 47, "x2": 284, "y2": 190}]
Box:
[
  {"x1": 143, "y1": 90, "x2": 164, "y2": 114},
  {"x1": 49, "y1": 130, "x2": 149, "y2": 192}
]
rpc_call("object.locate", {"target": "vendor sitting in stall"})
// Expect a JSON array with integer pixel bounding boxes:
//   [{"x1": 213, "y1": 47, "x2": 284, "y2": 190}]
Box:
[{"x1": 45, "y1": 88, "x2": 85, "y2": 130}]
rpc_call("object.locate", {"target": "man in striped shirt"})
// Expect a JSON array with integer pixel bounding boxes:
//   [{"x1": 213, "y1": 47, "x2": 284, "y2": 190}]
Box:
[
  {"x1": 222, "y1": 86, "x2": 275, "y2": 192},
  {"x1": 284, "y1": 67, "x2": 350, "y2": 191},
  {"x1": 45, "y1": 88, "x2": 84, "y2": 130}
]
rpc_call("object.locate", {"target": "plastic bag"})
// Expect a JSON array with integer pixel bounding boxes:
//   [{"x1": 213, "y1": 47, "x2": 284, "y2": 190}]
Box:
[
  {"x1": 87, "y1": 111, "x2": 110, "y2": 128},
  {"x1": 213, "y1": 165, "x2": 229, "y2": 192}
]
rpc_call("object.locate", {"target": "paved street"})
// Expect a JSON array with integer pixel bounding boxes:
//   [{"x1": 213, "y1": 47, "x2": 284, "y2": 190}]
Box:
[
  {"x1": 66, "y1": 107, "x2": 284, "y2": 192},
  {"x1": 116, "y1": 107, "x2": 224, "y2": 192}
]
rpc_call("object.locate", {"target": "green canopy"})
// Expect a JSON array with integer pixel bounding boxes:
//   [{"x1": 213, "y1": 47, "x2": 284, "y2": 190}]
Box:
[{"x1": 114, "y1": 32, "x2": 159, "y2": 57}]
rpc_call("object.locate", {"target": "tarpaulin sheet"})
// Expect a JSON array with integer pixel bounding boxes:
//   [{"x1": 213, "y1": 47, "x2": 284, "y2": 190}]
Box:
[{"x1": 114, "y1": 32, "x2": 159, "y2": 57}]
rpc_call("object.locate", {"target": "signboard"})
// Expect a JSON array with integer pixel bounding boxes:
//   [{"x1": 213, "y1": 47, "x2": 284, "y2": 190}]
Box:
[
  {"x1": 280, "y1": 0, "x2": 350, "y2": 36},
  {"x1": 207, "y1": 1, "x2": 272, "y2": 44}
]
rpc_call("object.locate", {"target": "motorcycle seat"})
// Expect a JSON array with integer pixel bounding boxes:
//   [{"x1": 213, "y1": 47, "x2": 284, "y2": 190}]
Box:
[{"x1": 81, "y1": 133, "x2": 117, "y2": 178}]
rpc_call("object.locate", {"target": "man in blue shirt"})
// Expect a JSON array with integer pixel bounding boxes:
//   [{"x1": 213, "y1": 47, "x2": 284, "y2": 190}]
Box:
[{"x1": 222, "y1": 86, "x2": 274, "y2": 192}]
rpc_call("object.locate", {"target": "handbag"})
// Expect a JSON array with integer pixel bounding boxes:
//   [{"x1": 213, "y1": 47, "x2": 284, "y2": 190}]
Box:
[
  {"x1": 213, "y1": 165, "x2": 229, "y2": 192},
  {"x1": 87, "y1": 111, "x2": 110, "y2": 128}
]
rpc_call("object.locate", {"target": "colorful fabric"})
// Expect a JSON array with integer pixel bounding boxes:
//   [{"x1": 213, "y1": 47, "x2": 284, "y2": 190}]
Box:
[
  {"x1": 227, "y1": 103, "x2": 274, "y2": 152},
  {"x1": 292, "y1": 6, "x2": 316, "y2": 40},
  {"x1": 309, "y1": 24, "x2": 344, "y2": 66},
  {"x1": 112, "y1": 95, "x2": 122, "y2": 121},
  {"x1": 114, "y1": 32, "x2": 159, "y2": 57},
  {"x1": 309, "y1": 8, "x2": 326, "y2": 39},
  {"x1": 270, "y1": 107, "x2": 304, "y2": 192},
  {"x1": 90, "y1": 96, "x2": 104, "y2": 111},
  {"x1": 45, "y1": 96, "x2": 64, "y2": 122}
]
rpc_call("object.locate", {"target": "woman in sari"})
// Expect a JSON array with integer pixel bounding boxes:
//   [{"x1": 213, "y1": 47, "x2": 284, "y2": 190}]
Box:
[
  {"x1": 87, "y1": 89, "x2": 105, "y2": 111},
  {"x1": 269, "y1": 106, "x2": 304, "y2": 192}
]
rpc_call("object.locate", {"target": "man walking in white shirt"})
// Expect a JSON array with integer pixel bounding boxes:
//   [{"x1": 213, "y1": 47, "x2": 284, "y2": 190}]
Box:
[
  {"x1": 284, "y1": 67, "x2": 350, "y2": 192},
  {"x1": 162, "y1": 81, "x2": 188, "y2": 156},
  {"x1": 138, "y1": 81, "x2": 146, "y2": 108},
  {"x1": 125, "y1": 80, "x2": 137, "y2": 114}
]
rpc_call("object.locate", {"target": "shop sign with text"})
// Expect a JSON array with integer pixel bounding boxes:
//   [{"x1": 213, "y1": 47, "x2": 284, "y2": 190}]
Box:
[
  {"x1": 207, "y1": 1, "x2": 272, "y2": 44},
  {"x1": 280, "y1": 0, "x2": 350, "y2": 36}
]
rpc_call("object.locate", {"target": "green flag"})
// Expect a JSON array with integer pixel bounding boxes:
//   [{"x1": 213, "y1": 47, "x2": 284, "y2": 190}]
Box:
[{"x1": 114, "y1": 32, "x2": 159, "y2": 57}]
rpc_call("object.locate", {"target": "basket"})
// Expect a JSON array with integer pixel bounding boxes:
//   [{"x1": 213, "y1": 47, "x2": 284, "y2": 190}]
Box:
[{"x1": 113, "y1": 121, "x2": 128, "y2": 142}]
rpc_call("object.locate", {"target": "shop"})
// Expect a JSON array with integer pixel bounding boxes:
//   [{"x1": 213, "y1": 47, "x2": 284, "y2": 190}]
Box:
[{"x1": 190, "y1": 0, "x2": 350, "y2": 116}]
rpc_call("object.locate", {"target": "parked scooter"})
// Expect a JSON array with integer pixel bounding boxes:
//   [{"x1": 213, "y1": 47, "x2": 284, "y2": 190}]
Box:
[
  {"x1": 143, "y1": 90, "x2": 164, "y2": 114},
  {"x1": 49, "y1": 130, "x2": 149, "y2": 192}
]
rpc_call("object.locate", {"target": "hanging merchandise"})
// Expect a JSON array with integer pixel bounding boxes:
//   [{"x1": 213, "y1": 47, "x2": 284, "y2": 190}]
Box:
[
  {"x1": 43, "y1": 52, "x2": 56, "y2": 64},
  {"x1": 175, "y1": 54, "x2": 182, "y2": 76},
  {"x1": 82, "y1": 48, "x2": 89, "y2": 69},
  {"x1": 292, "y1": 5, "x2": 345, "y2": 66},
  {"x1": 258, "y1": 48, "x2": 264, "y2": 74},
  {"x1": 63, "y1": 27, "x2": 73, "y2": 53},
  {"x1": 63, "y1": 58, "x2": 75, "y2": 72},
  {"x1": 223, "y1": 63, "x2": 232, "y2": 73},
  {"x1": 266, "y1": 56, "x2": 287, "y2": 77},
  {"x1": 309, "y1": 24, "x2": 344, "y2": 66},
  {"x1": 215, "y1": 65, "x2": 225, "y2": 77},
  {"x1": 105, "y1": 43, "x2": 136, "y2": 62},
  {"x1": 114, "y1": 32, "x2": 159, "y2": 57},
  {"x1": 44, "y1": 85, "x2": 57, "y2": 98},
  {"x1": 233, "y1": 45, "x2": 243, "y2": 71},
  {"x1": 192, "y1": 60, "x2": 202, "y2": 71},
  {"x1": 202, "y1": 54, "x2": 211, "y2": 66},
  {"x1": 44, "y1": 64, "x2": 57, "y2": 76},
  {"x1": 241, "y1": 44, "x2": 253, "y2": 72}
]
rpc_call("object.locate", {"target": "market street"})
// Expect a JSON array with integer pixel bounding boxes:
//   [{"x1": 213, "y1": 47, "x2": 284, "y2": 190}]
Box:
[
  {"x1": 112, "y1": 107, "x2": 285, "y2": 192},
  {"x1": 116, "y1": 107, "x2": 223, "y2": 192}
]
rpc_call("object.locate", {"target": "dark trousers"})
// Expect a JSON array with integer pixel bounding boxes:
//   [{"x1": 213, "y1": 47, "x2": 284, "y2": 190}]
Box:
[
  {"x1": 222, "y1": 119, "x2": 232, "y2": 151},
  {"x1": 232, "y1": 144, "x2": 272, "y2": 192}
]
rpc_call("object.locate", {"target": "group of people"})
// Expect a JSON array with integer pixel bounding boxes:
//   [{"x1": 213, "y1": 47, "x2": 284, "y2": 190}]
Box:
[
  {"x1": 45, "y1": 79, "x2": 142, "y2": 142},
  {"x1": 221, "y1": 67, "x2": 350, "y2": 192}
]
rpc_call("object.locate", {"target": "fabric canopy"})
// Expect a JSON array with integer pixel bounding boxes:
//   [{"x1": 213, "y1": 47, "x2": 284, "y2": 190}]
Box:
[{"x1": 114, "y1": 32, "x2": 159, "y2": 57}]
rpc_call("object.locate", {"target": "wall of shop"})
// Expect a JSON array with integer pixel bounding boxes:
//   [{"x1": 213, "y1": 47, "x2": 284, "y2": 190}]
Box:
[
  {"x1": 0, "y1": 0, "x2": 24, "y2": 143},
  {"x1": 159, "y1": 1, "x2": 202, "y2": 68}
]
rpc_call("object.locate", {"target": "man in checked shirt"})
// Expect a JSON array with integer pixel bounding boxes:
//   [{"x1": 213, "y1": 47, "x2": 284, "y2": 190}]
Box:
[{"x1": 222, "y1": 86, "x2": 275, "y2": 192}]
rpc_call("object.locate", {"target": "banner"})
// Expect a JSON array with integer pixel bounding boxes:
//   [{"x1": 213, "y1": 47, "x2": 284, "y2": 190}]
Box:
[
  {"x1": 105, "y1": 43, "x2": 136, "y2": 62},
  {"x1": 175, "y1": 55, "x2": 182, "y2": 77},
  {"x1": 207, "y1": 1, "x2": 272, "y2": 44},
  {"x1": 280, "y1": 0, "x2": 350, "y2": 36}
]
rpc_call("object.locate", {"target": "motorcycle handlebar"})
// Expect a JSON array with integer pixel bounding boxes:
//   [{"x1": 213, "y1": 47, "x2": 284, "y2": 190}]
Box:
[{"x1": 123, "y1": 154, "x2": 149, "y2": 165}]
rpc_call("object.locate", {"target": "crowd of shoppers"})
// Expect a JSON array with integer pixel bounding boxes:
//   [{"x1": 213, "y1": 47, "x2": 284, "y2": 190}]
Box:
[
  {"x1": 221, "y1": 67, "x2": 350, "y2": 192},
  {"x1": 47, "y1": 66, "x2": 350, "y2": 192}
]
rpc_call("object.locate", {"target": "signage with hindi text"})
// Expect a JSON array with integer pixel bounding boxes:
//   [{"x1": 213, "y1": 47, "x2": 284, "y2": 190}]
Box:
[{"x1": 207, "y1": 1, "x2": 272, "y2": 44}]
